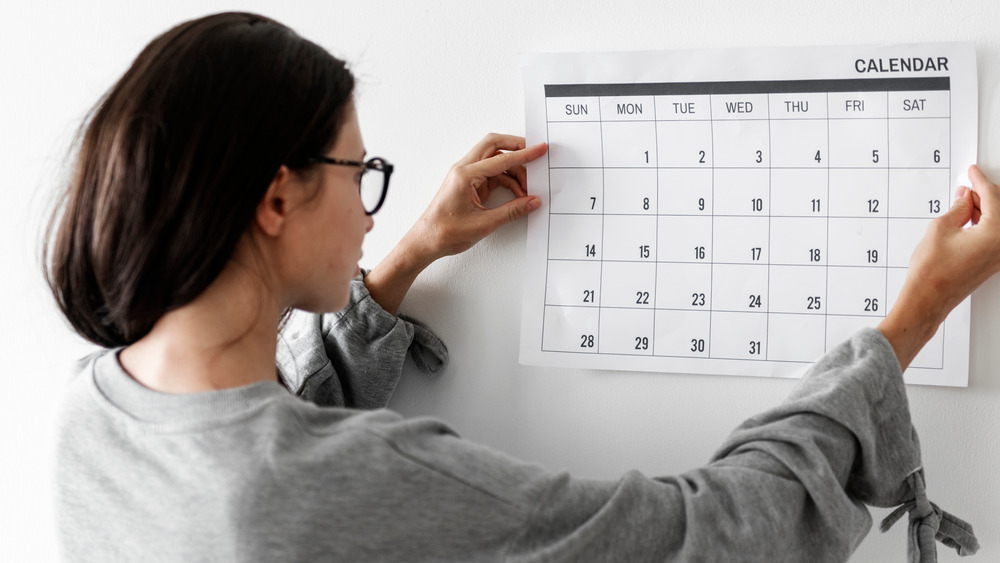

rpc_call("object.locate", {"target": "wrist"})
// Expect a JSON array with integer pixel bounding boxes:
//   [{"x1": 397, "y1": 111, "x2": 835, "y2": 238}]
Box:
[
  {"x1": 393, "y1": 228, "x2": 438, "y2": 275},
  {"x1": 877, "y1": 286, "x2": 946, "y2": 371}
]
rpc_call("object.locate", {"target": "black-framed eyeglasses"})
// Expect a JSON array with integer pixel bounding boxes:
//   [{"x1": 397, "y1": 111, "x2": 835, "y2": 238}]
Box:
[{"x1": 306, "y1": 156, "x2": 393, "y2": 215}]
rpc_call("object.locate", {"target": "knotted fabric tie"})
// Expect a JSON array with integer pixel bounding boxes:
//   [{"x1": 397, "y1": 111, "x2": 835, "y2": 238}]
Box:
[{"x1": 879, "y1": 470, "x2": 979, "y2": 562}]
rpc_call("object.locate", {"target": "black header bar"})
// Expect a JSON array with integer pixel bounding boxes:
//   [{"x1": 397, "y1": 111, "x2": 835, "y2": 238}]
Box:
[{"x1": 545, "y1": 77, "x2": 950, "y2": 97}]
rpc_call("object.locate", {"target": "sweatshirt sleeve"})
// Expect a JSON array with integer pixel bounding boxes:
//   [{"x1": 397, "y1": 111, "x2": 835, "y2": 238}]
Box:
[
  {"x1": 503, "y1": 328, "x2": 977, "y2": 562},
  {"x1": 276, "y1": 275, "x2": 448, "y2": 408}
]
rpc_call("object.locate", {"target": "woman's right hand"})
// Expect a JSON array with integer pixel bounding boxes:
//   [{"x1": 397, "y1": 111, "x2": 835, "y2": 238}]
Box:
[
  {"x1": 878, "y1": 165, "x2": 1000, "y2": 370},
  {"x1": 364, "y1": 134, "x2": 547, "y2": 315},
  {"x1": 405, "y1": 134, "x2": 547, "y2": 262}
]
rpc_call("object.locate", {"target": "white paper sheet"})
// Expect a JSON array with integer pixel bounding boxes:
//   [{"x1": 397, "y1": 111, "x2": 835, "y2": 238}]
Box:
[{"x1": 519, "y1": 43, "x2": 977, "y2": 386}]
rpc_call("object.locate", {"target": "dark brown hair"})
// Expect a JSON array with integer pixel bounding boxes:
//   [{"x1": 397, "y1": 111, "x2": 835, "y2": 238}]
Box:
[{"x1": 44, "y1": 12, "x2": 355, "y2": 347}]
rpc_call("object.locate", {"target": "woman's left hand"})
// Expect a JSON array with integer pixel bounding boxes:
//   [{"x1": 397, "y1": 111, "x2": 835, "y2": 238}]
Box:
[{"x1": 878, "y1": 164, "x2": 1000, "y2": 370}]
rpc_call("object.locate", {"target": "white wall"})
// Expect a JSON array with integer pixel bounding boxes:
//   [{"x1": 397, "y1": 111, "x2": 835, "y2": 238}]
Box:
[{"x1": 4, "y1": 1, "x2": 999, "y2": 560}]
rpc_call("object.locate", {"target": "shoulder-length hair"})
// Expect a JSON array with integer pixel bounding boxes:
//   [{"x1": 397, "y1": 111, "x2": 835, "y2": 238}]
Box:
[{"x1": 44, "y1": 12, "x2": 355, "y2": 347}]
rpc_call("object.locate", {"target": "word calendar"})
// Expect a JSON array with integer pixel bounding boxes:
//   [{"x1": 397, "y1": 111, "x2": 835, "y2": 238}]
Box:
[{"x1": 519, "y1": 43, "x2": 976, "y2": 386}]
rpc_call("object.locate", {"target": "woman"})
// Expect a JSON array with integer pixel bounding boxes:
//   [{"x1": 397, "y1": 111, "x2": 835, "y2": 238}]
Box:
[{"x1": 48, "y1": 12, "x2": 990, "y2": 562}]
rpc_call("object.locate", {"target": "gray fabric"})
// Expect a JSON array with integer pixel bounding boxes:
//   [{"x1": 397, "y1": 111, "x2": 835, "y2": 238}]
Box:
[
  {"x1": 880, "y1": 472, "x2": 980, "y2": 561},
  {"x1": 276, "y1": 277, "x2": 447, "y2": 407},
  {"x1": 55, "y1": 279, "x2": 975, "y2": 562}
]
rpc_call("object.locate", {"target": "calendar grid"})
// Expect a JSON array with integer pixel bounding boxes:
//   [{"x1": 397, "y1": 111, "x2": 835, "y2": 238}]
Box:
[
  {"x1": 541, "y1": 101, "x2": 551, "y2": 352},
  {"x1": 884, "y1": 91, "x2": 891, "y2": 355},
  {"x1": 764, "y1": 92, "x2": 774, "y2": 361},
  {"x1": 824, "y1": 92, "x2": 832, "y2": 356},
  {"x1": 651, "y1": 96, "x2": 661, "y2": 355},
  {"x1": 595, "y1": 98, "x2": 606, "y2": 355},
  {"x1": 539, "y1": 77, "x2": 952, "y2": 367},
  {"x1": 707, "y1": 91, "x2": 716, "y2": 358}
]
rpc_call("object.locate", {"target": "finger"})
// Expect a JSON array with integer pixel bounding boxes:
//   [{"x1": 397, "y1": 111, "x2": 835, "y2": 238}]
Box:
[
  {"x1": 481, "y1": 173, "x2": 525, "y2": 204},
  {"x1": 506, "y1": 163, "x2": 528, "y2": 195},
  {"x1": 457, "y1": 133, "x2": 527, "y2": 166},
  {"x1": 968, "y1": 165, "x2": 1000, "y2": 219},
  {"x1": 465, "y1": 142, "x2": 548, "y2": 179},
  {"x1": 973, "y1": 188, "x2": 983, "y2": 223},
  {"x1": 955, "y1": 185, "x2": 982, "y2": 224},
  {"x1": 939, "y1": 188, "x2": 975, "y2": 228},
  {"x1": 494, "y1": 171, "x2": 526, "y2": 197},
  {"x1": 483, "y1": 195, "x2": 542, "y2": 230}
]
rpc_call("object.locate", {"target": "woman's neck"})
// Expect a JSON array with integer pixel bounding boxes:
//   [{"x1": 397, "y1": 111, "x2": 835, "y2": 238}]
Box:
[{"x1": 118, "y1": 253, "x2": 283, "y2": 394}]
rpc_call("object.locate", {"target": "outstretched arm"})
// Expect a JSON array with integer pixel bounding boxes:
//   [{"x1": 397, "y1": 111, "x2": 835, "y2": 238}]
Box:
[
  {"x1": 878, "y1": 165, "x2": 1000, "y2": 370},
  {"x1": 364, "y1": 134, "x2": 547, "y2": 314}
]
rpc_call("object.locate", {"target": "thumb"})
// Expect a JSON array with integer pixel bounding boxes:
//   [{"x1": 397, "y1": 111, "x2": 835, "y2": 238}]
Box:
[
  {"x1": 969, "y1": 164, "x2": 1000, "y2": 220},
  {"x1": 940, "y1": 188, "x2": 974, "y2": 228},
  {"x1": 486, "y1": 195, "x2": 541, "y2": 229}
]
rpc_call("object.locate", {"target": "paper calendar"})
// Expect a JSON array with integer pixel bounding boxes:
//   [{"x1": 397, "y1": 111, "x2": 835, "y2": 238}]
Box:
[{"x1": 519, "y1": 43, "x2": 977, "y2": 386}]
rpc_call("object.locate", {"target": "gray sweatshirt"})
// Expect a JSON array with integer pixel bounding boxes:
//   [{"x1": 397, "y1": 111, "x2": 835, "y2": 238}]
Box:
[{"x1": 54, "y1": 279, "x2": 977, "y2": 562}]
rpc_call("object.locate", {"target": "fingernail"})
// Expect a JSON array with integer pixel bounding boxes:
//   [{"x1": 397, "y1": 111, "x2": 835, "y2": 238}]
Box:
[{"x1": 527, "y1": 196, "x2": 541, "y2": 211}]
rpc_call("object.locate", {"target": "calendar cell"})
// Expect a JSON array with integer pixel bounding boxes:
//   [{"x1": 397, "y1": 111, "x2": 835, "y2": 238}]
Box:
[
  {"x1": 712, "y1": 217, "x2": 769, "y2": 264},
  {"x1": 828, "y1": 169, "x2": 889, "y2": 217},
  {"x1": 600, "y1": 96, "x2": 656, "y2": 121},
  {"x1": 542, "y1": 305, "x2": 600, "y2": 353},
  {"x1": 713, "y1": 168, "x2": 769, "y2": 215},
  {"x1": 770, "y1": 169, "x2": 828, "y2": 217},
  {"x1": 888, "y1": 168, "x2": 950, "y2": 218},
  {"x1": 712, "y1": 264, "x2": 768, "y2": 312},
  {"x1": 768, "y1": 265, "x2": 827, "y2": 314},
  {"x1": 712, "y1": 120, "x2": 771, "y2": 168},
  {"x1": 711, "y1": 94, "x2": 770, "y2": 120},
  {"x1": 548, "y1": 121, "x2": 603, "y2": 168},
  {"x1": 544, "y1": 261, "x2": 602, "y2": 307},
  {"x1": 887, "y1": 218, "x2": 932, "y2": 268},
  {"x1": 770, "y1": 218, "x2": 828, "y2": 266},
  {"x1": 549, "y1": 168, "x2": 604, "y2": 214},
  {"x1": 655, "y1": 95, "x2": 712, "y2": 121},
  {"x1": 827, "y1": 218, "x2": 888, "y2": 267},
  {"x1": 603, "y1": 215, "x2": 657, "y2": 261},
  {"x1": 652, "y1": 310, "x2": 711, "y2": 357},
  {"x1": 603, "y1": 168, "x2": 657, "y2": 215},
  {"x1": 888, "y1": 90, "x2": 950, "y2": 119},
  {"x1": 709, "y1": 311, "x2": 768, "y2": 360},
  {"x1": 658, "y1": 169, "x2": 713, "y2": 215},
  {"x1": 767, "y1": 314, "x2": 826, "y2": 362},
  {"x1": 887, "y1": 118, "x2": 950, "y2": 168},
  {"x1": 769, "y1": 92, "x2": 828, "y2": 120},
  {"x1": 826, "y1": 267, "x2": 886, "y2": 316},
  {"x1": 769, "y1": 119, "x2": 829, "y2": 168},
  {"x1": 599, "y1": 261, "x2": 656, "y2": 309},
  {"x1": 828, "y1": 119, "x2": 889, "y2": 168},
  {"x1": 657, "y1": 216, "x2": 713, "y2": 263},
  {"x1": 546, "y1": 96, "x2": 600, "y2": 122},
  {"x1": 548, "y1": 214, "x2": 603, "y2": 261},
  {"x1": 602, "y1": 121, "x2": 657, "y2": 168},
  {"x1": 825, "y1": 315, "x2": 880, "y2": 351},
  {"x1": 827, "y1": 91, "x2": 888, "y2": 119},
  {"x1": 656, "y1": 121, "x2": 714, "y2": 167},
  {"x1": 655, "y1": 262, "x2": 713, "y2": 310},
  {"x1": 599, "y1": 308, "x2": 655, "y2": 356}
]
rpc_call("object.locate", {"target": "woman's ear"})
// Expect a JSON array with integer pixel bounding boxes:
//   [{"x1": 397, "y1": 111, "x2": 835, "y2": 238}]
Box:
[{"x1": 255, "y1": 165, "x2": 296, "y2": 237}]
